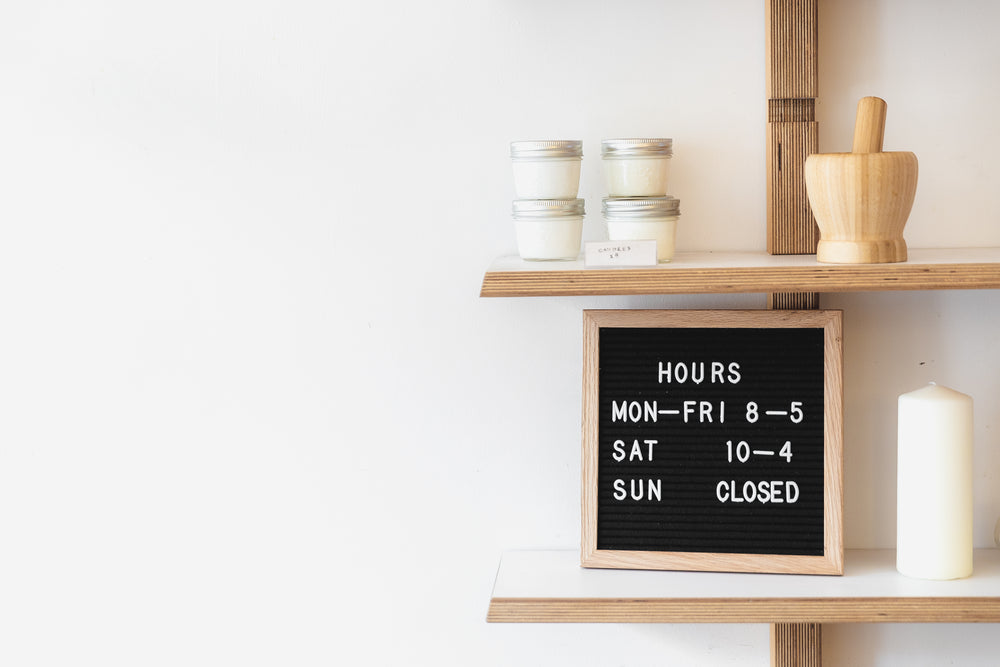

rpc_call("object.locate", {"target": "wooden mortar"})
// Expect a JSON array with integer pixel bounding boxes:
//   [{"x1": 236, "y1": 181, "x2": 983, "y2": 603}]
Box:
[{"x1": 805, "y1": 97, "x2": 918, "y2": 263}]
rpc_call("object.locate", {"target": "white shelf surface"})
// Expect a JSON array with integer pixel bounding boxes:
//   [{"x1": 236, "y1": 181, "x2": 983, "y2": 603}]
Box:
[
  {"x1": 486, "y1": 248, "x2": 1000, "y2": 274},
  {"x1": 488, "y1": 549, "x2": 1000, "y2": 623}
]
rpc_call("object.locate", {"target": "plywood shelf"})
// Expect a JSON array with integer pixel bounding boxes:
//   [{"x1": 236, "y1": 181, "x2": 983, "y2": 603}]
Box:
[
  {"x1": 480, "y1": 248, "x2": 1000, "y2": 297},
  {"x1": 488, "y1": 549, "x2": 1000, "y2": 624}
]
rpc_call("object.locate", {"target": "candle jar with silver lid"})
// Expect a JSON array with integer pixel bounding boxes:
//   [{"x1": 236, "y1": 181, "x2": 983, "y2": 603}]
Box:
[
  {"x1": 510, "y1": 140, "x2": 583, "y2": 199},
  {"x1": 603, "y1": 196, "x2": 680, "y2": 263},
  {"x1": 512, "y1": 198, "x2": 585, "y2": 261},
  {"x1": 601, "y1": 138, "x2": 673, "y2": 197}
]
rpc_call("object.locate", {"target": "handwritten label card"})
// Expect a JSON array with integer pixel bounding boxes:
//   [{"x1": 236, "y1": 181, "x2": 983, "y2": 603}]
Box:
[{"x1": 585, "y1": 241, "x2": 657, "y2": 267}]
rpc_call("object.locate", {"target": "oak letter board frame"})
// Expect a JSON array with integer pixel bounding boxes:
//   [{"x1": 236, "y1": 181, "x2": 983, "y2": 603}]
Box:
[{"x1": 581, "y1": 309, "x2": 843, "y2": 575}]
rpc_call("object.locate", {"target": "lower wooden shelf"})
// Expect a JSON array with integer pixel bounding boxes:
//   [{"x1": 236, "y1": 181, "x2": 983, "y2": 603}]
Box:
[{"x1": 488, "y1": 549, "x2": 1000, "y2": 623}]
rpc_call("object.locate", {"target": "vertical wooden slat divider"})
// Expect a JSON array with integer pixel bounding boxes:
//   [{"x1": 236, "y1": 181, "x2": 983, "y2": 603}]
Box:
[
  {"x1": 768, "y1": 117, "x2": 819, "y2": 254},
  {"x1": 768, "y1": 292, "x2": 819, "y2": 310},
  {"x1": 771, "y1": 623, "x2": 823, "y2": 667},
  {"x1": 767, "y1": 1, "x2": 822, "y2": 664},
  {"x1": 766, "y1": 0, "x2": 820, "y2": 257}
]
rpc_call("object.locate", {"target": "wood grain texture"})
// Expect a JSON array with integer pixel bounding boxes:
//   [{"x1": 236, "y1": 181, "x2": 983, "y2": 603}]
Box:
[
  {"x1": 806, "y1": 151, "x2": 917, "y2": 263},
  {"x1": 766, "y1": 0, "x2": 818, "y2": 99},
  {"x1": 769, "y1": 98, "x2": 815, "y2": 123},
  {"x1": 821, "y1": 312, "x2": 844, "y2": 576},
  {"x1": 487, "y1": 597, "x2": 1000, "y2": 624},
  {"x1": 580, "y1": 309, "x2": 838, "y2": 330},
  {"x1": 480, "y1": 250, "x2": 1000, "y2": 297},
  {"x1": 765, "y1": 0, "x2": 819, "y2": 99},
  {"x1": 767, "y1": 0, "x2": 819, "y2": 257},
  {"x1": 580, "y1": 310, "x2": 843, "y2": 575},
  {"x1": 580, "y1": 312, "x2": 600, "y2": 569},
  {"x1": 769, "y1": 292, "x2": 819, "y2": 309},
  {"x1": 771, "y1": 623, "x2": 821, "y2": 667},
  {"x1": 768, "y1": 121, "x2": 820, "y2": 254},
  {"x1": 852, "y1": 97, "x2": 887, "y2": 153}
]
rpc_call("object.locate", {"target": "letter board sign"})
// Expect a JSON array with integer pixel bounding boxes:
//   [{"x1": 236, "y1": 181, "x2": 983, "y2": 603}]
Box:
[{"x1": 581, "y1": 310, "x2": 843, "y2": 574}]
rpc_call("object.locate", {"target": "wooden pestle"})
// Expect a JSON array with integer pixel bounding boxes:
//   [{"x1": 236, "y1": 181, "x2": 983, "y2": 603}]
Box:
[{"x1": 852, "y1": 97, "x2": 887, "y2": 154}]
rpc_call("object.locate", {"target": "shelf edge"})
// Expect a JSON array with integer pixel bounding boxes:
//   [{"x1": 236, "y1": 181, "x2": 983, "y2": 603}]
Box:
[
  {"x1": 480, "y1": 250, "x2": 1000, "y2": 297},
  {"x1": 487, "y1": 596, "x2": 1000, "y2": 624}
]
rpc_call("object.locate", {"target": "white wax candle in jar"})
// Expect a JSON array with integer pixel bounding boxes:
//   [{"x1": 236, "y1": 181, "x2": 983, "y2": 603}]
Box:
[
  {"x1": 511, "y1": 198, "x2": 584, "y2": 261},
  {"x1": 603, "y1": 196, "x2": 681, "y2": 263},
  {"x1": 896, "y1": 382, "x2": 974, "y2": 580},
  {"x1": 601, "y1": 138, "x2": 673, "y2": 197},
  {"x1": 510, "y1": 140, "x2": 583, "y2": 199}
]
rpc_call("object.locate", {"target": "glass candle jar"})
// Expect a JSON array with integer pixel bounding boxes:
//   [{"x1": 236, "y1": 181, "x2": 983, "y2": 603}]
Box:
[
  {"x1": 512, "y1": 198, "x2": 585, "y2": 261},
  {"x1": 601, "y1": 138, "x2": 673, "y2": 197},
  {"x1": 510, "y1": 140, "x2": 583, "y2": 199},
  {"x1": 603, "y1": 196, "x2": 681, "y2": 263}
]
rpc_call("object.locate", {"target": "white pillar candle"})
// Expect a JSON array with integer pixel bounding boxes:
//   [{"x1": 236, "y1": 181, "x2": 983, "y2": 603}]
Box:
[{"x1": 896, "y1": 382, "x2": 973, "y2": 580}]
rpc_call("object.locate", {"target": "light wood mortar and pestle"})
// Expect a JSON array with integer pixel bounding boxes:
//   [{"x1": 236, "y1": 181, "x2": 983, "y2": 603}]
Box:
[{"x1": 805, "y1": 97, "x2": 918, "y2": 263}]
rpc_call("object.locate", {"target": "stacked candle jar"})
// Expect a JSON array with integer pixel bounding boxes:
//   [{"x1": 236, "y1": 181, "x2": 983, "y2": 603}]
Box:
[
  {"x1": 601, "y1": 138, "x2": 680, "y2": 263},
  {"x1": 509, "y1": 140, "x2": 585, "y2": 261}
]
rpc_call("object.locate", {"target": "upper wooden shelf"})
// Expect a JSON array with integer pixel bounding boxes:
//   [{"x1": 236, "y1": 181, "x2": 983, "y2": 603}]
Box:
[
  {"x1": 480, "y1": 248, "x2": 1000, "y2": 297},
  {"x1": 488, "y1": 549, "x2": 1000, "y2": 624}
]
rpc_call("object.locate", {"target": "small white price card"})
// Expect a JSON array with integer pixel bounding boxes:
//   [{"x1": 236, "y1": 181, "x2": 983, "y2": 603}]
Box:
[{"x1": 584, "y1": 240, "x2": 657, "y2": 267}]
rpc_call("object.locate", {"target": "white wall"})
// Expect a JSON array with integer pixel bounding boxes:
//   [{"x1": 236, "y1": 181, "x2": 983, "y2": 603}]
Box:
[{"x1": 1, "y1": 0, "x2": 998, "y2": 664}]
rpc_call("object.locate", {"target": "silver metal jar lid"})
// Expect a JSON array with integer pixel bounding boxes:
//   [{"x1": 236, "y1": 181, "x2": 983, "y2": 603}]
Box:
[
  {"x1": 510, "y1": 140, "x2": 583, "y2": 159},
  {"x1": 602, "y1": 196, "x2": 680, "y2": 218},
  {"x1": 512, "y1": 198, "x2": 585, "y2": 218},
  {"x1": 601, "y1": 138, "x2": 673, "y2": 158}
]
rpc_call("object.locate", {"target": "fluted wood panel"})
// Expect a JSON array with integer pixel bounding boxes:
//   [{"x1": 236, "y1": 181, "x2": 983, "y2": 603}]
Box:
[
  {"x1": 769, "y1": 292, "x2": 819, "y2": 310},
  {"x1": 767, "y1": 0, "x2": 819, "y2": 260},
  {"x1": 766, "y1": 0, "x2": 818, "y2": 99},
  {"x1": 769, "y1": 98, "x2": 816, "y2": 123},
  {"x1": 768, "y1": 121, "x2": 820, "y2": 254},
  {"x1": 771, "y1": 623, "x2": 822, "y2": 667}
]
